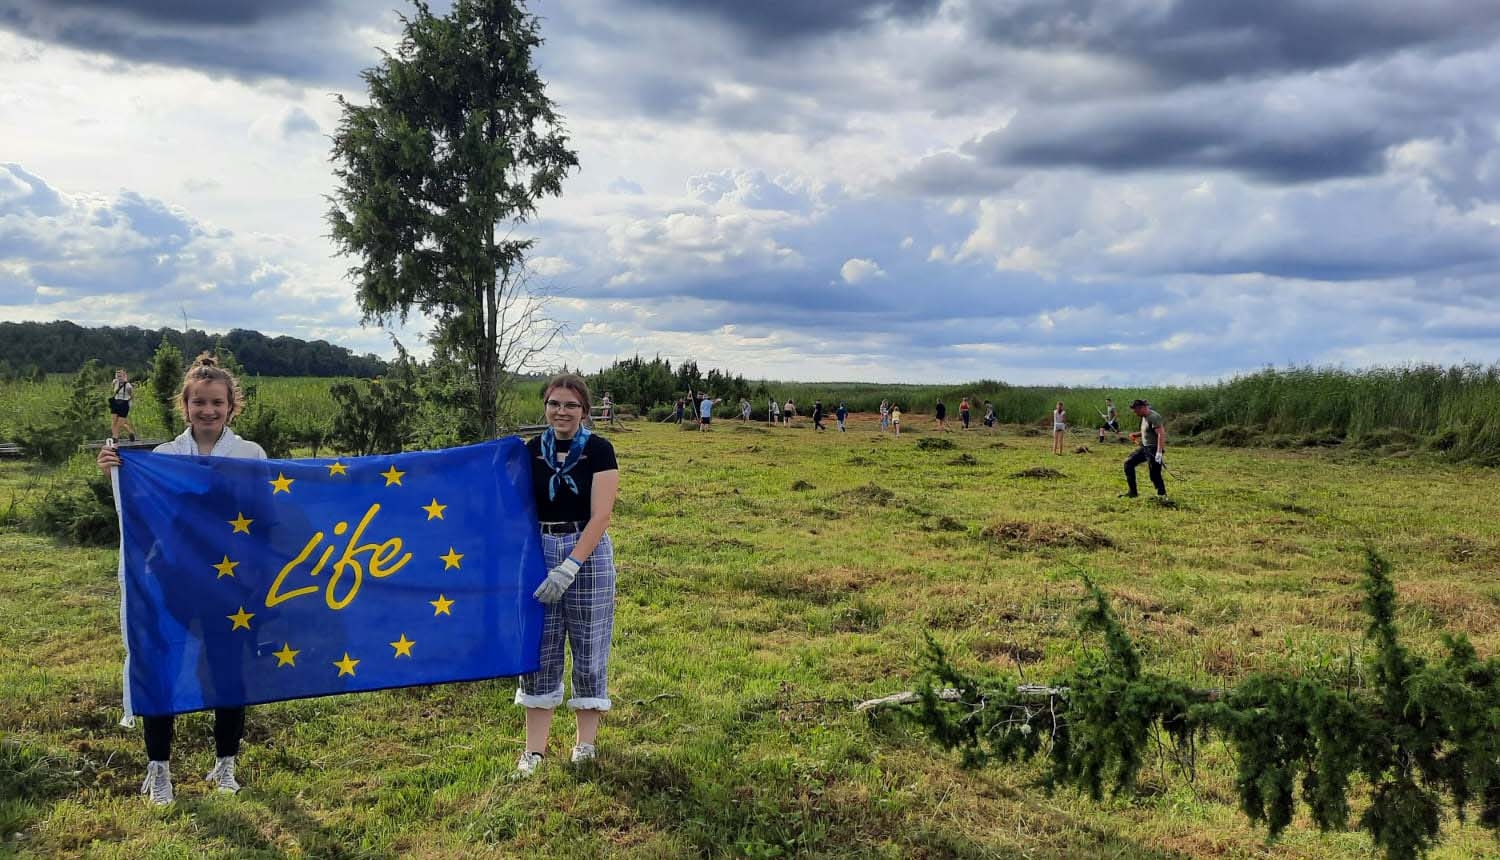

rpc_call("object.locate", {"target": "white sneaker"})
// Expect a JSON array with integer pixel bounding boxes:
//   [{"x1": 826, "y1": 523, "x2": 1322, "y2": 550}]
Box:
[
  {"x1": 206, "y1": 756, "x2": 240, "y2": 793},
  {"x1": 570, "y1": 743, "x2": 597, "y2": 764},
  {"x1": 140, "y1": 760, "x2": 174, "y2": 806},
  {"x1": 514, "y1": 751, "x2": 544, "y2": 778}
]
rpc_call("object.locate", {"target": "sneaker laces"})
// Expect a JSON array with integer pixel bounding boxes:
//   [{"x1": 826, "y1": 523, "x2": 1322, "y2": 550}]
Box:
[
  {"x1": 206, "y1": 756, "x2": 240, "y2": 793},
  {"x1": 140, "y1": 760, "x2": 174, "y2": 805}
]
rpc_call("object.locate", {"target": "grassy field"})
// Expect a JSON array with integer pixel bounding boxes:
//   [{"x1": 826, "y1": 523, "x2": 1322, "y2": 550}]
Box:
[{"x1": 2, "y1": 416, "x2": 1499, "y2": 858}]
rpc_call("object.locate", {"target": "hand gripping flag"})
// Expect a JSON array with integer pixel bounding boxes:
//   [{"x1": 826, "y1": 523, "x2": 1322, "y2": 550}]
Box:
[{"x1": 111, "y1": 438, "x2": 546, "y2": 721}]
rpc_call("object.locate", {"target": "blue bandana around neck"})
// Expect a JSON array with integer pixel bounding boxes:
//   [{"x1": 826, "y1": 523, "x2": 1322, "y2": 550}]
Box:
[{"x1": 540, "y1": 425, "x2": 592, "y2": 501}]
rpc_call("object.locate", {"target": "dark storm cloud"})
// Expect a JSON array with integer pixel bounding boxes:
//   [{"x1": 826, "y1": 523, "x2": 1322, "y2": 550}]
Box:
[
  {"x1": 626, "y1": 0, "x2": 940, "y2": 41},
  {"x1": 41, "y1": 0, "x2": 321, "y2": 26},
  {"x1": 889, "y1": 152, "x2": 1016, "y2": 197},
  {"x1": 964, "y1": 82, "x2": 1428, "y2": 182},
  {"x1": 970, "y1": 0, "x2": 1500, "y2": 84},
  {"x1": 0, "y1": 0, "x2": 376, "y2": 83}
]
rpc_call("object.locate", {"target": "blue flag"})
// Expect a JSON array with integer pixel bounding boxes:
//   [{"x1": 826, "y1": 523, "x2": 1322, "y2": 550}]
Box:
[{"x1": 113, "y1": 438, "x2": 546, "y2": 719}]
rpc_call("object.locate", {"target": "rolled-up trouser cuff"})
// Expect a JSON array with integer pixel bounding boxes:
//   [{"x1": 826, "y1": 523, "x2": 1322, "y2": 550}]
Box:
[
  {"x1": 515, "y1": 683, "x2": 565, "y2": 710},
  {"x1": 568, "y1": 696, "x2": 612, "y2": 712}
]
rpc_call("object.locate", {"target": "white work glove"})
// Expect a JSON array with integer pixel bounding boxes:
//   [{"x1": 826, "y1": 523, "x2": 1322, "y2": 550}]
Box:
[
  {"x1": 1154, "y1": 451, "x2": 1164, "y2": 466},
  {"x1": 534, "y1": 557, "x2": 581, "y2": 603}
]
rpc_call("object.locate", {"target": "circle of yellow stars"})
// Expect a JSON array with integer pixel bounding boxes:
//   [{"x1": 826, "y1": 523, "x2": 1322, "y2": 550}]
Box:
[{"x1": 212, "y1": 458, "x2": 466, "y2": 679}]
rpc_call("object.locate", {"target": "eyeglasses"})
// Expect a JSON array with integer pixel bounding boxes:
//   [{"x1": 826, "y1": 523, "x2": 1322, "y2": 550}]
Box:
[{"x1": 545, "y1": 399, "x2": 585, "y2": 412}]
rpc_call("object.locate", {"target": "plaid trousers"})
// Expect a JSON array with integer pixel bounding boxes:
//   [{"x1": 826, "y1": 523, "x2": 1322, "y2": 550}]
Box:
[{"x1": 515, "y1": 531, "x2": 616, "y2": 711}]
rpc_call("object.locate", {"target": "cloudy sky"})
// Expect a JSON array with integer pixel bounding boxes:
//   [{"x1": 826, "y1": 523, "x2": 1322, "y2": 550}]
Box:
[{"x1": 3, "y1": 0, "x2": 1499, "y2": 384}]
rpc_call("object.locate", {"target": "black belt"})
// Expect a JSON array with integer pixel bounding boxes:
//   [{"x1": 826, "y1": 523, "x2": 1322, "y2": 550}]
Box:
[{"x1": 539, "y1": 521, "x2": 588, "y2": 535}]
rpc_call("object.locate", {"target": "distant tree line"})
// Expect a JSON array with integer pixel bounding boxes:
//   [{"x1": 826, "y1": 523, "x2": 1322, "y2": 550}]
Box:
[
  {"x1": 587, "y1": 355, "x2": 754, "y2": 413},
  {"x1": 0, "y1": 321, "x2": 387, "y2": 378}
]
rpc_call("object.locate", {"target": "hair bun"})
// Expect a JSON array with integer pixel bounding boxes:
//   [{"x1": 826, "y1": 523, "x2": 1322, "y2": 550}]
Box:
[{"x1": 194, "y1": 352, "x2": 219, "y2": 367}]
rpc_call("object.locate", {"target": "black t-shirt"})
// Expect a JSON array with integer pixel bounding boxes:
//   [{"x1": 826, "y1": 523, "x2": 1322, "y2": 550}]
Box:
[
  {"x1": 935, "y1": 403, "x2": 946, "y2": 419},
  {"x1": 526, "y1": 433, "x2": 618, "y2": 522}
]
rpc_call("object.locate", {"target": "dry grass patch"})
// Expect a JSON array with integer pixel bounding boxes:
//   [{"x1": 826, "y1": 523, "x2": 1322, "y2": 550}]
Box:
[{"x1": 980, "y1": 520, "x2": 1114, "y2": 551}]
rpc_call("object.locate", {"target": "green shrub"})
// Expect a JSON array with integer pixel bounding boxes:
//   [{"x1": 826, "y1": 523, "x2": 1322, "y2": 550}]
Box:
[{"x1": 30, "y1": 473, "x2": 117, "y2": 547}]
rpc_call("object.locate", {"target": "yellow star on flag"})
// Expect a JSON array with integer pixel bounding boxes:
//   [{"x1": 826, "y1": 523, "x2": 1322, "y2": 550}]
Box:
[
  {"x1": 227, "y1": 606, "x2": 255, "y2": 630},
  {"x1": 228, "y1": 513, "x2": 253, "y2": 534},
  {"x1": 422, "y1": 498, "x2": 447, "y2": 520},
  {"x1": 380, "y1": 465, "x2": 405, "y2": 487},
  {"x1": 326, "y1": 460, "x2": 348, "y2": 476},
  {"x1": 334, "y1": 652, "x2": 360, "y2": 677},
  {"x1": 273, "y1": 643, "x2": 299, "y2": 667},
  {"x1": 390, "y1": 634, "x2": 415, "y2": 658},
  {"x1": 440, "y1": 547, "x2": 464, "y2": 570},
  {"x1": 430, "y1": 594, "x2": 454, "y2": 616},
  {"x1": 212, "y1": 556, "x2": 239, "y2": 579},
  {"x1": 269, "y1": 472, "x2": 294, "y2": 494}
]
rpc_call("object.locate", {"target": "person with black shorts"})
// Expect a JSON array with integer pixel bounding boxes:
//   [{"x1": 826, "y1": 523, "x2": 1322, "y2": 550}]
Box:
[
  {"x1": 1098, "y1": 398, "x2": 1120, "y2": 443},
  {"x1": 108, "y1": 368, "x2": 137, "y2": 442},
  {"x1": 934, "y1": 400, "x2": 948, "y2": 431}
]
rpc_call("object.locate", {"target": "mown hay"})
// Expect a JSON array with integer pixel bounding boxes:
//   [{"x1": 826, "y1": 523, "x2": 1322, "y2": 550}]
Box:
[
  {"x1": 790, "y1": 480, "x2": 816, "y2": 491},
  {"x1": 916, "y1": 437, "x2": 956, "y2": 451},
  {"x1": 930, "y1": 514, "x2": 966, "y2": 532},
  {"x1": 947, "y1": 453, "x2": 979, "y2": 466},
  {"x1": 840, "y1": 482, "x2": 894, "y2": 505},
  {"x1": 1011, "y1": 467, "x2": 1064, "y2": 479},
  {"x1": 980, "y1": 520, "x2": 1114, "y2": 550}
]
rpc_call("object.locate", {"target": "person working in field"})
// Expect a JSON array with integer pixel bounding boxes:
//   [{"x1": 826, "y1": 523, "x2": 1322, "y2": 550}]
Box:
[
  {"x1": 890, "y1": 403, "x2": 902, "y2": 436},
  {"x1": 959, "y1": 397, "x2": 971, "y2": 430},
  {"x1": 879, "y1": 399, "x2": 890, "y2": 432},
  {"x1": 699, "y1": 394, "x2": 719, "y2": 431},
  {"x1": 1052, "y1": 401, "x2": 1067, "y2": 455},
  {"x1": 982, "y1": 400, "x2": 996, "y2": 428},
  {"x1": 1122, "y1": 398, "x2": 1167, "y2": 498},
  {"x1": 1098, "y1": 398, "x2": 1120, "y2": 443},
  {"x1": 97, "y1": 353, "x2": 266, "y2": 805},
  {"x1": 934, "y1": 400, "x2": 948, "y2": 432},
  {"x1": 108, "y1": 368, "x2": 138, "y2": 442},
  {"x1": 768, "y1": 396, "x2": 780, "y2": 426},
  {"x1": 783, "y1": 399, "x2": 797, "y2": 427},
  {"x1": 516, "y1": 373, "x2": 621, "y2": 776},
  {"x1": 812, "y1": 400, "x2": 826, "y2": 432},
  {"x1": 836, "y1": 401, "x2": 848, "y2": 432}
]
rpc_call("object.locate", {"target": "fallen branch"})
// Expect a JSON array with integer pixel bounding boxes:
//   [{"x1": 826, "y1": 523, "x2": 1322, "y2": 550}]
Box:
[{"x1": 854, "y1": 685, "x2": 1069, "y2": 713}]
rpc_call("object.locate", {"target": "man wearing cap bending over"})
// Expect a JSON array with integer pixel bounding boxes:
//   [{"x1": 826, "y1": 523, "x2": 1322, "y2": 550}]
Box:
[{"x1": 1122, "y1": 399, "x2": 1167, "y2": 498}]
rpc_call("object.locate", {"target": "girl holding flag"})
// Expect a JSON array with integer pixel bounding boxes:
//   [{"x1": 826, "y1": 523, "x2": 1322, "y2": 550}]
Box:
[
  {"x1": 98, "y1": 353, "x2": 265, "y2": 805},
  {"x1": 515, "y1": 373, "x2": 621, "y2": 776}
]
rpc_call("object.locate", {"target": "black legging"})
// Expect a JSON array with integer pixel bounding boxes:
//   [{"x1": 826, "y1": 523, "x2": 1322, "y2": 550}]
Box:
[{"x1": 143, "y1": 708, "x2": 245, "y2": 761}]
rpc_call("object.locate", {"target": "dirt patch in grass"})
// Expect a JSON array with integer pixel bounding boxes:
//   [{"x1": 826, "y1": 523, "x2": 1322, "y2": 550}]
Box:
[
  {"x1": 1010, "y1": 467, "x2": 1064, "y2": 479},
  {"x1": 734, "y1": 425, "x2": 769, "y2": 434},
  {"x1": 989, "y1": 441, "x2": 1009, "y2": 449},
  {"x1": 839, "y1": 482, "x2": 895, "y2": 506},
  {"x1": 927, "y1": 514, "x2": 966, "y2": 532},
  {"x1": 790, "y1": 479, "x2": 815, "y2": 491},
  {"x1": 1073, "y1": 446, "x2": 1091, "y2": 454},
  {"x1": 947, "y1": 453, "x2": 978, "y2": 466},
  {"x1": 980, "y1": 520, "x2": 1114, "y2": 551}
]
